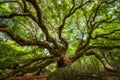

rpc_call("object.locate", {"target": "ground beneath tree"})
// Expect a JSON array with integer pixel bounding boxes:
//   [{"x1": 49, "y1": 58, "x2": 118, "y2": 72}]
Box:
[{"x1": 6, "y1": 73, "x2": 120, "y2": 80}]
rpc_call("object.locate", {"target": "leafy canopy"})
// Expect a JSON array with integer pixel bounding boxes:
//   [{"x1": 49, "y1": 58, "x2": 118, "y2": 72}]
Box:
[{"x1": 0, "y1": 0, "x2": 120, "y2": 78}]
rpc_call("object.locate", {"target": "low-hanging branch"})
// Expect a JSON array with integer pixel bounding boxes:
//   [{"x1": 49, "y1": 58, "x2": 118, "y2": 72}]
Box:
[
  {"x1": 1, "y1": 56, "x2": 53, "y2": 70},
  {"x1": 20, "y1": 56, "x2": 53, "y2": 68},
  {"x1": 1, "y1": 59, "x2": 54, "y2": 79}
]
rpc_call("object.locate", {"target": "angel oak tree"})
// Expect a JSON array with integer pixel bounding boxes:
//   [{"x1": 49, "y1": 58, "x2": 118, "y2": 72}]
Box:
[{"x1": 0, "y1": 0, "x2": 120, "y2": 78}]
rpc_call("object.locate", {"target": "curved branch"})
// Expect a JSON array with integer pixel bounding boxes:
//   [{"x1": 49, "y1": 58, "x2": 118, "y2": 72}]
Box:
[
  {"x1": 26, "y1": 0, "x2": 50, "y2": 40},
  {"x1": 0, "y1": 23, "x2": 51, "y2": 49},
  {"x1": 85, "y1": 51, "x2": 120, "y2": 72},
  {"x1": 0, "y1": 0, "x2": 51, "y2": 42},
  {"x1": 25, "y1": 0, "x2": 60, "y2": 50},
  {"x1": 70, "y1": 49, "x2": 85, "y2": 62}
]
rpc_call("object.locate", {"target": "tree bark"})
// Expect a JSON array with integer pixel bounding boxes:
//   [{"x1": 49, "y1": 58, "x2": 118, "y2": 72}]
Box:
[{"x1": 57, "y1": 54, "x2": 71, "y2": 68}]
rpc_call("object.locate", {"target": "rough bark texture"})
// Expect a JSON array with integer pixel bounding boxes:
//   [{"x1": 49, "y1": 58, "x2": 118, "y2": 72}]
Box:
[{"x1": 47, "y1": 68, "x2": 120, "y2": 80}]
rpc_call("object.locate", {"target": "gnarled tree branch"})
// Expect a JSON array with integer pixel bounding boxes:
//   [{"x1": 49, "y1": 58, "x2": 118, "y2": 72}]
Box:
[
  {"x1": 26, "y1": 0, "x2": 49, "y2": 40},
  {"x1": 0, "y1": 23, "x2": 51, "y2": 49},
  {"x1": 1, "y1": 59, "x2": 54, "y2": 79},
  {"x1": 85, "y1": 51, "x2": 119, "y2": 72}
]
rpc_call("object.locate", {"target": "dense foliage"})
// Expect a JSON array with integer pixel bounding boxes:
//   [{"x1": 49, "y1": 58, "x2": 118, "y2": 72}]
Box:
[{"x1": 0, "y1": 0, "x2": 120, "y2": 79}]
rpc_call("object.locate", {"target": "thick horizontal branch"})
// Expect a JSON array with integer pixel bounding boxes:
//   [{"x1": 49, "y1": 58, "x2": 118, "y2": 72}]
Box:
[
  {"x1": 20, "y1": 56, "x2": 53, "y2": 68},
  {"x1": 15, "y1": 59, "x2": 53, "y2": 75},
  {"x1": 0, "y1": 0, "x2": 51, "y2": 43},
  {"x1": 2, "y1": 59, "x2": 54, "y2": 79},
  {"x1": 15, "y1": 59, "x2": 54, "y2": 76},
  {"x1": 0, "y1": 23, "x2": 51, "y2": 49},
  {"x1": 2, "y1": 56, "x2": 53, "y2": 70}
]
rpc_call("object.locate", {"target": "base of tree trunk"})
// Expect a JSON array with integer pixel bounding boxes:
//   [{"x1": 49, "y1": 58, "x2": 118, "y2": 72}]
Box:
[{"x1": 47, "y1": 68, "x2": 120, "y2": 80}]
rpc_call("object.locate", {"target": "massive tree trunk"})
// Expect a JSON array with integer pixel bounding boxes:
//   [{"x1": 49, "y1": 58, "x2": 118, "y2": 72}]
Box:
[{"x1": 57, "y1": 54, "x2": 71, "y2": 68}]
